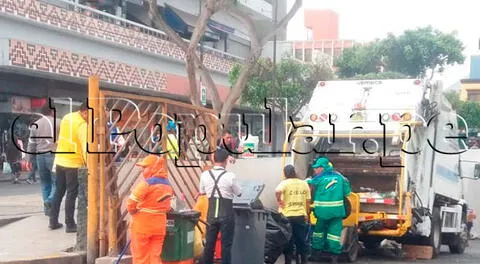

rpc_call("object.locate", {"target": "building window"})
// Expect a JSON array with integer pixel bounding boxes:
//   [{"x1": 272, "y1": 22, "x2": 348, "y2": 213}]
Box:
[
  {"x1": 305, "y1": 27, "x2": 313, "y2": 41},
  {"x1": 324, "y1": 48, "x2": 332, "y2": 56},
  {"x1": 304, "y1": 48, "x2": 312, "y2": 62},
  {"x1": 467, "y1": 91, "x2": 480, "y2": 102},
  {"x1": 295, "y1": 49, "x2": 302, "y2": 60}
]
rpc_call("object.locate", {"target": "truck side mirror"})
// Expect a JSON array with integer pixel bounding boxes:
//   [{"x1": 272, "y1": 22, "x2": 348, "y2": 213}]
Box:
[{"x1": 474, "y1": 164, "x2": 480, "y2": 179}]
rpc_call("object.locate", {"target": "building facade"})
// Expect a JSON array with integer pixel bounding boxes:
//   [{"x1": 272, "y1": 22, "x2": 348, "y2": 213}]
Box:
[
  {"x1": 0, "y1": 0, "x2": 287, "y2": 150},
  {"x1": 460, "y1": 55, "x2": 480, "y2": 102},
  {"x1": 304, "y1": 9, "x2": 339, "y2": 41},
  {"x1": 263, "y1": 9, "x2": 355, "y2": 67}
]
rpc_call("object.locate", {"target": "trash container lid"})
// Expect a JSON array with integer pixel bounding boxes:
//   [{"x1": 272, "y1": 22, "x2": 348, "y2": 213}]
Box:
[
  {"x1": 167, "y1": 210, "x2": 201, "y2": 219},
  {"x1": 233, "y1": 180, "x2": 265, "y2": 209}
]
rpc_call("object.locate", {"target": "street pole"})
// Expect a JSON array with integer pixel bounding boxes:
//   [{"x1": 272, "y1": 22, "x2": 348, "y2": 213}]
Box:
[{"x1": 271, "y1": 0, "x2": 278, "y2": 155}]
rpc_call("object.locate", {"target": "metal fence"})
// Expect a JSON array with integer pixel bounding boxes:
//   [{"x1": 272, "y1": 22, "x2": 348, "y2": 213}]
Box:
[{"x1": 86, "y1": 76, "x2": 217, "y2": 262}]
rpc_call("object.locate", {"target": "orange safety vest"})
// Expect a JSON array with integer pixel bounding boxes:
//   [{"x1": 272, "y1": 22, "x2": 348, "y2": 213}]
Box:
[{"x1": 127, "y1": 177, "x2": 173, "y2": 235}]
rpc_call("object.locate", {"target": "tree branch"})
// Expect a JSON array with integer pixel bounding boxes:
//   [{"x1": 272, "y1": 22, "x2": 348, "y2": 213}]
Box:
[
  {"x1": 261, "y1": 0, "x2": 303, "y2": 45},
  {"x1": 225, "y1": 5, "x2": 261, "y2": 49},
  {"x1": 185, "y1": 0, "x2": 222, "y2": 108},
  {"x1": 145, "y1": 0, "x2": 188, "y2": 52},
  {"x1": 219, "y1": 5, "x2": 264, "y2": 125},
  {"x1": 188, "y1": 0, "x2": 217, "y2": 52},
  {"x1": 146, "y1": 0, "x2": 223, "y2": 109},
  {"x1": 429, "y1": 65, "x2": 436, "y2": 80}
]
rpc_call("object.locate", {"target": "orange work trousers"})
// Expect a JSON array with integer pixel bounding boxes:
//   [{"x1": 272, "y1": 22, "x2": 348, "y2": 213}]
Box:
[{"x1": 130, "y1": 231, "x2": 166, "y2": 264}]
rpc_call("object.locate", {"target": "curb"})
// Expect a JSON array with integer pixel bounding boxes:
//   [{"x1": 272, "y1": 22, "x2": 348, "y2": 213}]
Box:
[
  {"x1": 0, "y1": 252, "x2": 86, "y2": 264},
  {"x1": 0, "y1": 216, "x2": 28, "y2": 228}
]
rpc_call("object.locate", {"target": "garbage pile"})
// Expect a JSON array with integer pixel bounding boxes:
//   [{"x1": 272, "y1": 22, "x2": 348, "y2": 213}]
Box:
[
  {"x1": 358, "y1": 187, "x2": 396, "y2": 199},
  {"x1": 264, "y1": 209, "x2": 293, "y2": 264}
]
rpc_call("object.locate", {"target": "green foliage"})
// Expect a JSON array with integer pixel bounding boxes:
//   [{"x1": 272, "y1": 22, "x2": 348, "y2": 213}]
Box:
[
  {"x1": 347, "y1": 71, "x2": 408, "y2": 80},
  {"x1": 444, "y1": 90, "x2": 480, "y2": 130},
  {"x1": 229, "y1": 56, "x2": 334, "y2": 116},
  {"x1": 335, "y1": 26, "x2": 465, "y2": 79},
  {"x1": 444, "y1": 90, "x2": 462, "y2": 110},
  {"x1": 334, "y1": 42, "x2": 383, "y2": 78},
  {"x1": 458, "y1": 101, "x2": 480, "y2": 130}
]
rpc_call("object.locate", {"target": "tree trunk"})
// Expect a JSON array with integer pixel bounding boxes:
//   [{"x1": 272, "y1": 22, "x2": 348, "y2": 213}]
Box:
[
  {"x1": 429, "y1": 65, "x2": 436, "y2": 80},
  {"x1": 146, "y1": 0, "x2": 303, "y2": 127}
]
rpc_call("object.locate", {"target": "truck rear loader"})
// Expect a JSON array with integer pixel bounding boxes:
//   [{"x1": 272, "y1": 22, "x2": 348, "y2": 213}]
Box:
[{"x1": 283, "y1": 79, "x2": 477, "y2": 260}]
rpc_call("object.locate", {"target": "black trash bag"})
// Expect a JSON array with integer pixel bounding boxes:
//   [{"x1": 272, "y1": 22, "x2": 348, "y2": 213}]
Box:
[{"x1": 264, "y1": 209, "x2": 293, "y2": 264}]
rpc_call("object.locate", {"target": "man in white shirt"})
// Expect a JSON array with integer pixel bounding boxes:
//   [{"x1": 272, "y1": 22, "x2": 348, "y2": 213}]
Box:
[{"x1": 199, "y1": 149, "x2": 242, "y2": 264}]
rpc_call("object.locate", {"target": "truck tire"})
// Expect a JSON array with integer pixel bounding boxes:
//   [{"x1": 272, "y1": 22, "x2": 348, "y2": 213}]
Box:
[
  {"x1": 343, "y1": 226, "x2": 359, "y2": 262},
  {"x1": 347, "y1": 240, "x2": 360, "y2": 262},
  {"x1": 449, "y1": 226, "x2": 468, "y2": 254},
  {"x1": 429, "y1": 208, "x2": 442, "y2": 258}
]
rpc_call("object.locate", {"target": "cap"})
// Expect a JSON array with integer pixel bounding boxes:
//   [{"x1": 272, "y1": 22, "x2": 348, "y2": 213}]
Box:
[
  {"x1": 167, "y1": 120, "x2": 176, "y2": 132},
  {"x1": 283, "y1": 164, "x2": 296, "y2": 177},
  {"x1": 136, "y1": 155, "x2": 159, "y2": 167},
  {"x1": 312, "y1": 157, "x2": 333, "y2": 171}
]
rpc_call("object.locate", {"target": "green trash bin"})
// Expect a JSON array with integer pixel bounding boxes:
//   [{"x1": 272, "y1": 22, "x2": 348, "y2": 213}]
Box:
[{"x1": 161, "y1": 210, "x2": 201, "y2": 262}]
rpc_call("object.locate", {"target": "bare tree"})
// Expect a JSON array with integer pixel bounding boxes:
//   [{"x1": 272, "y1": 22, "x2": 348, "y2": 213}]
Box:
[{"x1": 145, "y1": 0, "x2": 303, "y2": 126}]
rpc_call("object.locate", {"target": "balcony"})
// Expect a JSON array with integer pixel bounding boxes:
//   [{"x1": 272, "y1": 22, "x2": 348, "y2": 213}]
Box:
[{"x1": 0, "y1": 0, "x2": 245, "y2": 74}]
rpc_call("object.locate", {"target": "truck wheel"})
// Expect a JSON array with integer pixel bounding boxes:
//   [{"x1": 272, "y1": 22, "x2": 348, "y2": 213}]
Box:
[
  {"x1": 345, "y1": 227, "x2": 359, "y2": 262},
  {"x1": 429, "y1": 208, "x2": 442, "y2": 258},
  {"x1": 347, "y1": 241, "x2": 359, "y2": 262},
  {"x1": 449, "y1": 226, "x2": 468, "y2": 254}
]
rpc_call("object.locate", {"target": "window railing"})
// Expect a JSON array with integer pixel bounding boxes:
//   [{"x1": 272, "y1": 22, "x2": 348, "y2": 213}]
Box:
[{"x1": 2, "y1": 0, "x2": 245, "y2": 74}]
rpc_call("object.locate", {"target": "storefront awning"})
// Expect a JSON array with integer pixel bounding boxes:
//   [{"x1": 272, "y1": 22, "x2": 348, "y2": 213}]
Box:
[{"x1": 163, "y1": 5, "x2": 220, "y2": 42}]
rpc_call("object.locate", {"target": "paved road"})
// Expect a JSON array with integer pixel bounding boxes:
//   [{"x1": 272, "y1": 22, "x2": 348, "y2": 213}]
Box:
[
  {"x1": 275, "y1": 241, "x2": 480, "y2": 263},
  {"x1": 357, "y1": 243, "x2": 480, "y2": 263}
]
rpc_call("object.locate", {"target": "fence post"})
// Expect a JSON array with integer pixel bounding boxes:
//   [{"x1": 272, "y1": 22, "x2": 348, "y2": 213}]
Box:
[
  {"x1": 87, "y1": 76, "x2": 100, "y2": 264},
  {"x1": 75, "y1": 167, "x2": 88, "y2": 251},
  {"x1": 98, "y1": 92, "x2": 107, "y2": 257}
]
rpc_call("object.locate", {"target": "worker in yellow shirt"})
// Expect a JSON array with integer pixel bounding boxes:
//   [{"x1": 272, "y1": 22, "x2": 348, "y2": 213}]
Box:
[
  {"x1": 165, "y1": 120, "x2": 179, "y2": 160},
  {"x1": 49, "y1": 102, "x2": 88, "y2": 233},
  {"x1": 275, "y1": 165, "x2": 311, "y2": 264}
]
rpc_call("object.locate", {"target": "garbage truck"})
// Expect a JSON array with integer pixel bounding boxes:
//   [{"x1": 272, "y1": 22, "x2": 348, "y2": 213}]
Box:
[{"x1": 283, "y1": 79, "x2": 476, "y2": 259}]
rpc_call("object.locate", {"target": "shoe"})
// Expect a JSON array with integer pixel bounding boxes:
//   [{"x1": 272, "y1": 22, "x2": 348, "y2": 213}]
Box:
[
  {"x1": 66, "y1": 224, "x2": 77, "y2": 233},
  {"x1": 300, "y1": 254, "x2": 309, "y2": 264},
  {"x1": 285, "y1": 253, "x2": 293, "y2": 264},
  {"x1": 295, "y1": 254, "x2": 301, "y2": 264},
  {"x1": 26, "y1": 179, "x2": 33, "y2": 184},
  {"x1": 330, "y1": 255, "x2": 338, "y2": 264},
  {"x1": 49, "y1": 223, "x2": 63, "y2": 230}
]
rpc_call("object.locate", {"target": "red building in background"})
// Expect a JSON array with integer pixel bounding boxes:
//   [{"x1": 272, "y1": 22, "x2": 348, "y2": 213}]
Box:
[
  {"x1": 304, "y1": 9, "x2": 339, "y2": 40},
  {"x1": 289, "y1": 9, "x2": 355, "y2": 66}
]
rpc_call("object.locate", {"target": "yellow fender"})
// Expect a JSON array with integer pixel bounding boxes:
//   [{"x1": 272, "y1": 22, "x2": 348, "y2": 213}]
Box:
[{"x1": 310, "y1": 193, "x2": 360, "y2": 227}]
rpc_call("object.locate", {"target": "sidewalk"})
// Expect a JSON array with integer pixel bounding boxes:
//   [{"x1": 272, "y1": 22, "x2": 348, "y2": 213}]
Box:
[
  {"x1": 0, "y1": 182, "x2": 82, "y2": 263},
  {"x1": 0, "y1": 213, "x2": 81, "y2": 263},
  {"x1": 0, "y1": 182, "x2": 44, "y2": 222}
]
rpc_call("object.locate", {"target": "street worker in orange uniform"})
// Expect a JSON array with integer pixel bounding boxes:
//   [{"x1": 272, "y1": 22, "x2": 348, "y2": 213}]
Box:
[{"x1": 127, "y1": 155, "x2": 173, "y2": 264}]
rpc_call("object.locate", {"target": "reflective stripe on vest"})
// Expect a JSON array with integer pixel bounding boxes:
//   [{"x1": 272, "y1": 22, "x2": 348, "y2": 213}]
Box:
[
  {"x1": 138, "y1": 208, "x2": 167, "y2": 215},
  {"x1": 327, "y1": 233, "x2": 342, "y2": 243},
  {"x1": 313, "y1": 200, "x2": 344, "y2": 207}
]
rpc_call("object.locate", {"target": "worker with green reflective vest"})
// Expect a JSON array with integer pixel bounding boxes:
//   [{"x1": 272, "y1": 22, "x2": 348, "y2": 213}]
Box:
[{"x1": 307, "y1": 157, "x2": 351, "y2": 262}]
